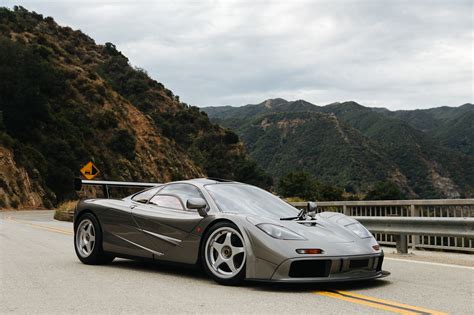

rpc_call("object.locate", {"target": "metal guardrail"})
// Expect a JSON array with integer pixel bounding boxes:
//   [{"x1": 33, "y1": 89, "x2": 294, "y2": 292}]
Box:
[
  {"x1": 353, "y1": 216, "x2": 474, "y2": 253},
  {"x1": 290, "y1": 199, "x2": 474, "y2": 253}
]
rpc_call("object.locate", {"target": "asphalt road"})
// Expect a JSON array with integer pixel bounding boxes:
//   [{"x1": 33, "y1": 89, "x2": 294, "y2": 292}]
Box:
[{"x1": 1, "y1": 211, "x2": 473, "y2": 314}]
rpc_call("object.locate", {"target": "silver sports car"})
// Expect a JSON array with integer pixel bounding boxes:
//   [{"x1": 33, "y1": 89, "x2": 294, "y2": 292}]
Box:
[{"x1": 74, "y1": 178, "x2": 388, "y2": 285}]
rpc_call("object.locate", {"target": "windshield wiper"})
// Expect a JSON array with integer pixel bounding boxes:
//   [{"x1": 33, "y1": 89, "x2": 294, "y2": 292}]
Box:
[
  {"x1": 280, "y1": 208, "x2": 306, "y2": 220},
  {"x1": 280, "y1": 203, "x2": 318, "y2": 221}
]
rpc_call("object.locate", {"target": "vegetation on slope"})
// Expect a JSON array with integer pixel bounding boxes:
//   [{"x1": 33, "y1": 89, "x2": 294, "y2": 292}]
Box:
[
  {"x1": 0, "y1": 6, "x2": 270, "y2": 208},
  {"x1": 382, "y1": 104, "x2": 474, "y2": 156},
  {"x1": 204, "y1": 99, "x2": 474, "y2": 199}
]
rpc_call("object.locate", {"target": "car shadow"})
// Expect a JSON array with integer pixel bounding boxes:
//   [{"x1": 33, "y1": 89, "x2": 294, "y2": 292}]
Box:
[
  {"x1": 105, "y1": 258, "x2": 391, "y2": 292},
  {"x1": 246, "y1": 278, "x2": 392, "y2": 293},
  {"x1": 107, "y1": 258, "x2": 209, "y2": 281}
]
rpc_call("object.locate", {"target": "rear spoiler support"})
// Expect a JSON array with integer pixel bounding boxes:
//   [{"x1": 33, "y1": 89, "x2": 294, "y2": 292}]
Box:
[{"x1": 74, "y1": 178, "x2": 161, "y2": 199}]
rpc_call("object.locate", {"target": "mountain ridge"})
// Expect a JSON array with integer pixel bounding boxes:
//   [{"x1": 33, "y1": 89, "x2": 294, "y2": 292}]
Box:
[{"x1": 203, "y1": 99, "x2": 473, "y2": 198}]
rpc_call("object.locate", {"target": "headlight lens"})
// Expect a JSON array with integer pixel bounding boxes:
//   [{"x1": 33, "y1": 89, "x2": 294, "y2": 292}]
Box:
[
  {"x1": 257, "y1": 224, "x2": 306, "y2": 240},
  {"x1": 345, "y1": 222, "x2": 372, "y2": 238}
]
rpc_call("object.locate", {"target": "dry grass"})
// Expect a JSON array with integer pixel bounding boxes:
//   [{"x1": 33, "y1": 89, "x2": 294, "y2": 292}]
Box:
[
  {"x1": 54, "y1": 200, "x2": 78, "y2": 222},
  {"x1": 284, "y1": 196, "x2": 305, "y2": 202}
]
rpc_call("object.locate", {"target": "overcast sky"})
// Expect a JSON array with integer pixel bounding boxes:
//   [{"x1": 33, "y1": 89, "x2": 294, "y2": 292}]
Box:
[{"x1": 3, "y1": 0, "x2": 473, "y2": 109}]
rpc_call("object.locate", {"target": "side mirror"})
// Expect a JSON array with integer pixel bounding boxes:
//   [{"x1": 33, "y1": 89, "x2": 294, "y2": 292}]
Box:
[
  {"x1": 186, "y1": 198, "x2": 208, "y2": 217},
  {"x1": 307, "y1": 201, "x2": 317, "y2": 211},
  {"x1": 307, "y1": 202, "x2": 317, "y2": 218}
]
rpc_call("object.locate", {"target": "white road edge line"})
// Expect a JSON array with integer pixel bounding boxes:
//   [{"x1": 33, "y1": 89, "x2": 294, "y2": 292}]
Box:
[{"x1": 386, "y1": 257, "x2": 474, "y2": 270}]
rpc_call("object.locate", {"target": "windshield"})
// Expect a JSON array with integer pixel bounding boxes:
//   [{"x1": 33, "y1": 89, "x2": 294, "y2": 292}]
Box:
[{"x1": 205, "y1": 183, "x2": 299, "y2": 219}]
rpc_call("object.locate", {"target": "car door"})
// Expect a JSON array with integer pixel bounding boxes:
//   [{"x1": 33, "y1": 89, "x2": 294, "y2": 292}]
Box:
[
  {"x1": 102, "y1": 187, "x2": 162, "y2": 258},
  {"x1": 130, "y1": 183, "x2": 207, "y2": 261}
]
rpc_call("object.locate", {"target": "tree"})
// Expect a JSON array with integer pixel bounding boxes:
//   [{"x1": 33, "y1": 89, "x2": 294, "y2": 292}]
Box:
[
  {"x1": 109, "y1": 129, "x2": 136, "y2": 160},
  {"x1": 277, "y1": 172, "x2": 317, "y2": 200},
  {"x1": 317, "y1": 183, "x2": 344, "y2": 201},
  {"x1": 365, "y1": 181, "x2": 406, "y2": 200},
  {"x1": 277, "y1": 171, "x2": 345, "y2": 201}
]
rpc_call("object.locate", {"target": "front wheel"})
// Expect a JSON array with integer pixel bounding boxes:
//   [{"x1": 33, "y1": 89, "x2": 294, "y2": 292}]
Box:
[
  {"x1": 201, "y1": 222, "x2": 246, "y2": 285},
  {"x1": 74, "y1": 213, "x2": 114, "y2": 265}
]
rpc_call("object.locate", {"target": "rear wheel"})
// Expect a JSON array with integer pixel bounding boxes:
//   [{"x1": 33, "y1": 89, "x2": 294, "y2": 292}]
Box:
[
  {"x1": 201, "y1": 222, "x2": 246, "y2": 285},
  {"x1": 74, "y1": 213, "x2": 114, "y2": 265}
]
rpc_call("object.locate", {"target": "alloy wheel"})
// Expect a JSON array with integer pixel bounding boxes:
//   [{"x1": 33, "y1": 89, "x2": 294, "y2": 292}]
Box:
[
  {"x1": 76, "y1": 218, "x2": 96, "y2": 258},
  {"x1": 205, "y1": 227, "x2": 246, "y2": 279}
]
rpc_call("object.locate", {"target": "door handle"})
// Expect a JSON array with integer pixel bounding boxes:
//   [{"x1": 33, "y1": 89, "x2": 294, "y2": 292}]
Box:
[{"x1": 130, "y1": 204, "x2": 137, "y2": 209}]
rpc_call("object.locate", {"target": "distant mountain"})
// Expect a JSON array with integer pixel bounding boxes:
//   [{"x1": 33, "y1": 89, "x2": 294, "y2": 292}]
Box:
[
  {"x1": 0, "y1": 7, "x2": 270, "y2": 209},
  {"x1": 381, "y1": 104, "x2": 474, "y2": 155},
  {"x1": 203, "y1": 99, "x2": 474, "y2": 198}
]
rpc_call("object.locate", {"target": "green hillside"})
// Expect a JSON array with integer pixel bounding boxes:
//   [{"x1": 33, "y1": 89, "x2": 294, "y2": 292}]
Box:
[
  {"x1": 0, "y1": 7, "x2": 270, "y2": 208},
  {"x1": 317, "y1": 102, "x2": 473, "y2": 198},
  {"x1": 381, "y1": 104, "x2": 474, "y2": 155},
  {"x1": 203, "y1": 99, "x2": 474, "y2": 198}
]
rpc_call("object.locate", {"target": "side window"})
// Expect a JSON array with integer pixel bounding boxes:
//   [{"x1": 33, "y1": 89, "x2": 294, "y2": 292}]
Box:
[
  {"x1": 159, "y1": 184, "x2": 206, "y2": 210},
  {"x1": 132, "y1": 187, "x2": 160, "y2": 203},
  {"x1": 149, "y1": 195, "x2": 184, "y2": 210}
]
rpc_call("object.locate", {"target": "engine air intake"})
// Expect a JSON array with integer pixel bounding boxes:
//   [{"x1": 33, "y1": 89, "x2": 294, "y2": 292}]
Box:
[{"x1": 289, "y1": 260, "x2": 331, "y2": 278}]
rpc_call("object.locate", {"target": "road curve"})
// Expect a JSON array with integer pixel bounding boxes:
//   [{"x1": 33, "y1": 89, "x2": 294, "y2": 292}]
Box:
[{"x1": 1, "y1": 211, "x2": 472, "y2": 314}]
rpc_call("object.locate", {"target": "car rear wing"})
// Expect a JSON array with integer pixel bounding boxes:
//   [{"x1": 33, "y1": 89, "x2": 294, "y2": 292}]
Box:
[{"x1": 74, "y1": 178, "x2": 161, "y2": 198}]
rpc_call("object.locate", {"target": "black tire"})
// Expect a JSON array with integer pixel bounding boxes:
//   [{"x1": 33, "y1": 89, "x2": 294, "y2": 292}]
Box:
[
  {"x1": 74, "y1": 213, "x2": 114, "y2": 265},
  {"x1": 200, "y1": 222, "x2": 246, "y2": 285}
]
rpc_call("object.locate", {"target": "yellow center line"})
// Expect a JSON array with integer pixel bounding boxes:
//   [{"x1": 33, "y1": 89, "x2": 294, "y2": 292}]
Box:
[
  {"x1": 315, "y1": 290, "x2": 448, "y2": 315},
  {"x1": 6, "y1": 217, "x2": 73, "y2": 236}
]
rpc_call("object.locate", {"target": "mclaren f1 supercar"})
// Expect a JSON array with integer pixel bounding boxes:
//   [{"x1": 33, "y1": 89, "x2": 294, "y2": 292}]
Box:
[{"x1": 73, "y1": 178, "x2": 388, "y2": 285}]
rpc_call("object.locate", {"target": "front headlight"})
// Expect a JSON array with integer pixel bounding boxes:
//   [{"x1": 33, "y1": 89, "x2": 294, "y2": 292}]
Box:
[
  {"x1": 345, "y1": 222, "x2": 372, "y2": 238},
  {"x1": 257, "y1": 224, "x2": 306, "y2": 240}
]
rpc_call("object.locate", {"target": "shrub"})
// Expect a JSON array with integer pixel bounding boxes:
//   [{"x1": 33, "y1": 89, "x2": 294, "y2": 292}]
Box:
[
  {"x1": 277, "y1": 171, "x2": 344, "y2": 201},
  {"x1": 95, "y1": 110, "x2": 118, "y2": 130},
  {"x1": 224, "y1": 130, "x2": 239, "y2": 145},
  {"x1": 277, "y1": 171, "x2": 316, "y2": 200},
  {"x1": 365, "y1": 181, "x2": 406, "y2": 200},
  {"x1": 109, "y1": 129, "x2": 136, "y2": 160}
]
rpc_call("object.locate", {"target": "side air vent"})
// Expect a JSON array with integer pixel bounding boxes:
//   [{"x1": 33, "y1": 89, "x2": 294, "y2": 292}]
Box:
[
  {"x1": 376, "y1": 255, "x2": 384, "y2": 271},
  {"x1": 297, "y1": 221, "x2": 318, "y2": 227},
  {"x1": 289, "y1": 260, "x2": 331, "y2": 278}
]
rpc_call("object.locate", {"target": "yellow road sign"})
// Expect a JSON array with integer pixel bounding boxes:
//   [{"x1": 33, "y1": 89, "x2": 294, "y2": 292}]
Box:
[{"x1": 80, "y1": 161, "x2": 100, "y2": 180}]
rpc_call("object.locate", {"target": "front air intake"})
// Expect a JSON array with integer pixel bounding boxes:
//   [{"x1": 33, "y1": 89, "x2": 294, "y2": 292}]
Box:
[{"x1": 289, "y1": 260, "x2": 332, "y2": 278}]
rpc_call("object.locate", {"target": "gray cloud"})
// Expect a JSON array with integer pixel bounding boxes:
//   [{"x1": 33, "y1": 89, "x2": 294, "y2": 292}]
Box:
[{"x1": 3, "y1": 0, "x2": 473, "y2": 109}]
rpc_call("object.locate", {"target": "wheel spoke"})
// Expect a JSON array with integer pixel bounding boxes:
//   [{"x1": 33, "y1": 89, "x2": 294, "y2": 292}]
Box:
[
  {"x1": 212, "y1": 241, "x2": 224, "y2": 252},
  {"x1": 227, "y1": 259, "x2": 237, "y2": 273},
  {"x1": 213, "y1": 255, "x2": 224, "y2": 270},
  {"x1": 89, "y1": 234, "x2": 95, "y2": 243},
  {"x1": 85, "y1": 241, "x2": 92, "y2": 254},
  {"x1": 231, "y1": 246, "x2": 245, "y2": 255},
  {"x1": 87, "y1": 224, "x2": 93, "y2": 235},
  {"x1": 223, "y1": 232, "x2": 232, "y2": 246}
]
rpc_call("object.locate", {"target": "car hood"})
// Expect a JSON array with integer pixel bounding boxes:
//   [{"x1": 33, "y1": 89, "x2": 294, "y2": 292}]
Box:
[{"x1": 246, "y1": 211, "x2": 366, "y2": 244}]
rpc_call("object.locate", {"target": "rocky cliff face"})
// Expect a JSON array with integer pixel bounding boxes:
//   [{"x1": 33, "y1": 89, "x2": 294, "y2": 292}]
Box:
[
  {"x1": 0, "y1": 7, "x2": 269, "y2": 208},
  {"x1": 0, "y1": 145, "x2": 46, "y2": 208}
]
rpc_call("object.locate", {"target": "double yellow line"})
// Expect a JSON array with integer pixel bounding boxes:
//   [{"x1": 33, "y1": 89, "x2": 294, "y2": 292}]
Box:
[
  {"x1": 315, "y1": 290, "x2": 447, "y2": 314},
  {"x1": 6, "y1": 216, "x2": 73, "y2": 235}
]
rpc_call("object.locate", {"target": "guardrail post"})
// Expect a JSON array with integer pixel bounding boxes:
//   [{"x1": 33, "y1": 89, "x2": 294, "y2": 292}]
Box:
[
  {"x1": 394, "y1": 234, "x2": 409, "y2": 254},
  {"x1": 343, "y1": 204, "x2": 350, "y2": 216},
  {"x1": 410, "y1": 204, "x2": 419, "y2": 250}
]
